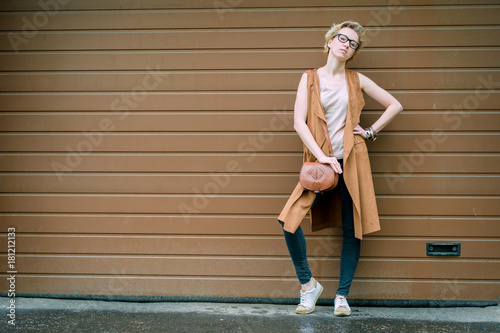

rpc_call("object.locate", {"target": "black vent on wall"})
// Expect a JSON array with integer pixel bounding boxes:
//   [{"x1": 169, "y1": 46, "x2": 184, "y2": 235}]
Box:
[{"x1": 427, "y1": 242, "x2": 461, "y2": 256}]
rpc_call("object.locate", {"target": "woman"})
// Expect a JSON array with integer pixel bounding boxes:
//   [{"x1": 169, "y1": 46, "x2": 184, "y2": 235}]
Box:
[{"x1": 278, "y1": 21, "x2": 403, "y2": 316}]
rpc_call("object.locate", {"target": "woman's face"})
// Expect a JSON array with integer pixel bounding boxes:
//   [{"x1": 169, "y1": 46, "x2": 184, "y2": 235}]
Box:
[{"x1": 327, "y1": 27, "x2": 359, "y2": 61}]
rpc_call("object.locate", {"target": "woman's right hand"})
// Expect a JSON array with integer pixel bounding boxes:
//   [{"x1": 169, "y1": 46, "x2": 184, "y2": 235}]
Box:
[{"x1": 317, "y1": 155, "x2": 343, "y2": 174}]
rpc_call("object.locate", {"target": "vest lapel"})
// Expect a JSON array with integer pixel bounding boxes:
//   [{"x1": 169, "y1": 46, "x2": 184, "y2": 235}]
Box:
[
  {"x1": 343, "y1": 69, "x2": 366, "y2": 238},
  {"x1": 342, "y1": 69, "x2": 364, "y2": 161},
  {"x1": 312, "y1": 69, "x2": 327, "y2": 123},
  {"x1": 310, "y1": 69, "x2": 328, "y2": 156}
]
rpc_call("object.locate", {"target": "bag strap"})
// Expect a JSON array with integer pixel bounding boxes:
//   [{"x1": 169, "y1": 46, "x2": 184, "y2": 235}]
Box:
[
  {"x1": 321, "y1": 116, "x2": 335, "y2": 159},
  {"x1": 310, "y1": 69, "x2": 335, "y2": 158}
]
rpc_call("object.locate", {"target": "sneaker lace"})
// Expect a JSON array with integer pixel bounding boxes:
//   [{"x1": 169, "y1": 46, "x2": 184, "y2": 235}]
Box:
[
  {"x1": 299, "y1": 290, "x2": 314, "y2": 309},
  {"x1": 337, "y1": 296, "x2": 348, "y2": 308},
  {"x1": 299, "y1": 292, "x2": 307, "y2": 306}
]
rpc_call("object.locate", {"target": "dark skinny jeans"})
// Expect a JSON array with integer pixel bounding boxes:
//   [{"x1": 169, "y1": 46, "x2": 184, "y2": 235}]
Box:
[{"x1": 279, "y1": 159, "x2": 361, "y2": 297}]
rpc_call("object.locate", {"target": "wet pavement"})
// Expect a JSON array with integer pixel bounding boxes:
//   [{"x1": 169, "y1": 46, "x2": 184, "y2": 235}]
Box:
[{"x1": 1, "y1": 297, "x2": 499, "y2": 332}]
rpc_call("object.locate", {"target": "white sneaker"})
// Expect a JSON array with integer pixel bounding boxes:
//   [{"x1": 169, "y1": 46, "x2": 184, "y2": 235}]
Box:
[
  {"x1": 334, "y1": 295, "x2": 351, "y2": 316},
  {"x1": 295, "y1": 279, "x2": 323, "y2": 314}
]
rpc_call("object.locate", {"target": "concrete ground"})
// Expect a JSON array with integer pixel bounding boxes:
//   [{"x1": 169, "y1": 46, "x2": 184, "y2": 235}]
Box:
[{"x1": 0, "y1": 297, "x2": 499, "y2": 332}]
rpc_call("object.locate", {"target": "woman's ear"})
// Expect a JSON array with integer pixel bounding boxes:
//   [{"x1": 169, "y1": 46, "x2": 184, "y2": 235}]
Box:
[
  {"x1": 326, "y1": 38, "x2": 334, "y2": 53},
  {"x1": 327, "y1": 38, "x2": 333, "y2": 49}
]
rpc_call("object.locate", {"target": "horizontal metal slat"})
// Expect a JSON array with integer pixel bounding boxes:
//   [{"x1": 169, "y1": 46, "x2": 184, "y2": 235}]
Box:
[
  {"x1": 0, "y1": 90, "x2": 498, "y2": 111},
  {"x1": 1, "y1": 214, "x2": 498, "y2": 237},
  {"x1": 1, "y1": 275, "x2": 498, "y2": 300},
  {"x1": 1, "y1": 153, "x2": 499, "y2": 173},
  {"x1": 1, "y1": 27, "x2": 499, "y2": 51},
  {"x1": 1, "y1": 0, "x2": 496, "y2": 11},
  {"x1": 1, "y1": 6, "x2": 499, "y2": 30},
  {"x1": 0, "y1": 133, "x2": 498, "y2": 152},
  {"x1": 0, "y1": 70, "x2": 498, "y2": 92},
  {"x1": 1, "y1": 49, "x2": 498, "y2": 71},
  {"x1": 1, "y1": 112, "x2": 498, "y2": 132},
  {"x1": 1, "y1": 174, "x2": 499, "y2": 195},
  {"x1": 0, "y1": 194, "x2": 498, "y2": 216},
  {"x1": 3, "y1": 255, "x2": 498, "y2": 280},
  {"x1": 1, "y1": 235, "x2": 498, "y2": 259}
]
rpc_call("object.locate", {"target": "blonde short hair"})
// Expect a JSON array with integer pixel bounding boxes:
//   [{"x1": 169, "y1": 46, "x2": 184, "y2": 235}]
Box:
[{"x1": 324, "y1": 21, "x2": 365, "y2": 61}]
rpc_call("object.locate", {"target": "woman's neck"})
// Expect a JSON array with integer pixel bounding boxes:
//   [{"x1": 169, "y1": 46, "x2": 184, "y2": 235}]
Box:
[{"x1": 323, "y1": 53, "x2": 346, "y2": 76}]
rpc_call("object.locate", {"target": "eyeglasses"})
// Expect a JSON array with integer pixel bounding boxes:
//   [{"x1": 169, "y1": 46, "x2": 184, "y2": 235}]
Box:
[{"x1": 333, "y1": 33, "x2": 360, "y2": 50}]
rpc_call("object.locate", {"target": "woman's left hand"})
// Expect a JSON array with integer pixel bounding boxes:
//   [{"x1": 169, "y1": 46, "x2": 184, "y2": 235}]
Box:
[{"x1": 353, "y1": 124, "x2": 366, "y2": 139}]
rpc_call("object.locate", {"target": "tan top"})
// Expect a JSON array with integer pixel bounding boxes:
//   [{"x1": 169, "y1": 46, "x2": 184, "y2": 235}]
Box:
[{"x1": 318, "y1": 75, "x2": 348, "y2": 159}]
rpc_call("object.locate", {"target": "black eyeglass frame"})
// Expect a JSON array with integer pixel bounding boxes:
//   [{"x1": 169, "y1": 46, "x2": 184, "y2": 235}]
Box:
[{"x1": 332, "y1": 33, "x2": 360, "y2": 50}]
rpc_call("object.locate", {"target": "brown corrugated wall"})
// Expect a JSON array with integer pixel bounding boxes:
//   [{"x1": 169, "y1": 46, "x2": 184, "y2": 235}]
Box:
[{"x1": 0, "y1": 0, "x2": 499, "y2": 301}]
